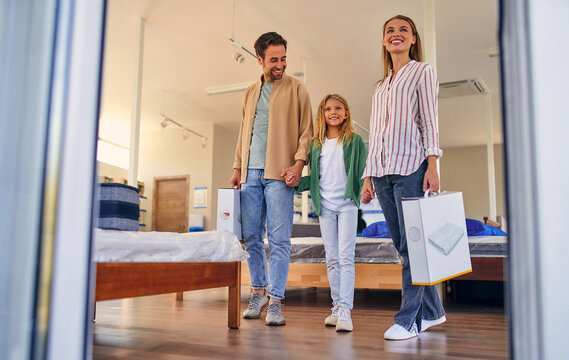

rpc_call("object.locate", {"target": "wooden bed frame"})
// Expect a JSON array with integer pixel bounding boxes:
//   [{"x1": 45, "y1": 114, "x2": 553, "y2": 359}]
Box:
[
  {"x1": 242, "y1": 263, "x2": 403, "y2": 290},
  {"x1": 241, "y1": 257, "x2": 505, "y2": 291},
  {"x1": 96, "y1": 261, "x2": 241, "y2": 329}
]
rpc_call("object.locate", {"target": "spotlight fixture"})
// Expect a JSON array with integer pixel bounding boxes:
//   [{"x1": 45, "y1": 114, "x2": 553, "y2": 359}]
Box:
[
  {"x1": 233, "y1": 51, "x2": 245, "y2": 64},
  {"x1": 230, "y1": 37, "x2": 256, "y2": 59},
  {"x1": 229, "y1": 2, "x2": 256, "y2": 61},
  {"x1": 160, "y1": 119, "x2": 168, "y2": 128}
]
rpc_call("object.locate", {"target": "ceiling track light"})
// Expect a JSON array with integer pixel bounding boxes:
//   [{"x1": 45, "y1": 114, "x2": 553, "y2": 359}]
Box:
[
  {"x1": 229, "y1": 2, "x2": 255, "y2": 64},
  {"x1": 229, "y1": 37, "x2": 256, "y2": 60},
  {"x1": 160, "y1": 114, "x2": 208, "y2": 147}
]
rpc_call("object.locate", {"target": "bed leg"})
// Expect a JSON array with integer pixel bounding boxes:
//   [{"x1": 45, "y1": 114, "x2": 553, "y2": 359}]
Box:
[
  {"x1": 228, "y1": 262, "x2": 241, "y2": 329},
  {"x1": 174, "y1": 292, "x2": 184, "y2": 300}
]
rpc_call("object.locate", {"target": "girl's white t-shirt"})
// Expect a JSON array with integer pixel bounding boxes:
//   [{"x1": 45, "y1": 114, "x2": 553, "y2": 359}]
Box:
[{"x1": 319, "y1": 137, "x2": 355, "y2": 211}]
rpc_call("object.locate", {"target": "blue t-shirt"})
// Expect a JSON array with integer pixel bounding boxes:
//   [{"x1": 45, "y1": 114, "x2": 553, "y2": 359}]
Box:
[{"x1": 248, "y1": 82, "x2": 272, "y2": 169}]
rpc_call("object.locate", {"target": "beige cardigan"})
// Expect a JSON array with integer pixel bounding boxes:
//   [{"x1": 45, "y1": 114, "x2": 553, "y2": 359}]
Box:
[{"x1": 233, "y1": 74, "x2": 313, "y2": 183}]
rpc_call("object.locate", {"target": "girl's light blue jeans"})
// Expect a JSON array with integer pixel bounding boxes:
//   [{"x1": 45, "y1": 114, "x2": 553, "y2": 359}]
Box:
[
  {"x1": 319, "y1": 203, "x2": 358, "y2": 310},
  {"x1": 241, "y1": 169, "x2": 294, "y2": 300},
  {"x1": 371, "y1": 161, "x2": 446, "y2": 331}
]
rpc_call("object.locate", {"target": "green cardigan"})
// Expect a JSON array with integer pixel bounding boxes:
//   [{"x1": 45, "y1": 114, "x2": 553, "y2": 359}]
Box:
[{"x1": 296, "y1": 134, "x2": 367, "y2": 216}]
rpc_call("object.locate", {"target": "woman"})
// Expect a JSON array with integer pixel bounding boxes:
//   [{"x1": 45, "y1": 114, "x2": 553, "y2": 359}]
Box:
[{"x1": 361, "y1": 15, "x2": 446, "y2": 340}]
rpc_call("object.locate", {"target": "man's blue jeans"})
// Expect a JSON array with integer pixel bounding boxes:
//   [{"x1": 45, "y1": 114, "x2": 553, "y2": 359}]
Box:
[
  {"x1": 241, "y1": 169, "x2": 294, "y2": 300},
  {"x1": 371, "y1": 161, "x2": 445, "y2": 331}
]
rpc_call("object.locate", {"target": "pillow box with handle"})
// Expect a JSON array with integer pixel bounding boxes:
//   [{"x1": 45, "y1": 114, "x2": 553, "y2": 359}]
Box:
[
  {"x1": 401, "y1": 190, "x2": 472, "y2": 285},
  {"x1": 97, "y1": 183, "x2": 140, "y2": 231}
]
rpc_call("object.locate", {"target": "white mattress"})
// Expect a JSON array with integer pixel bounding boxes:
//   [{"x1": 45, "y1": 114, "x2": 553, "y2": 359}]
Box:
[{"x1": 94, "y1": 229, "x2": 249, "y2": 263}]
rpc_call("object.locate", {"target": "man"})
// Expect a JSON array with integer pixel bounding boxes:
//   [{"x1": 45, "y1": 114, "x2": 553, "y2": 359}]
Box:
[{"x1": 229, "y1": 32, "x2": 313, "y2": 326}]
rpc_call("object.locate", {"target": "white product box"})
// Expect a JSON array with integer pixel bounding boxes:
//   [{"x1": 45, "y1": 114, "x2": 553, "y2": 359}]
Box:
[
  {"x1": 402, "y1": 191, "x2": 472, "y2": 285},
  {"x1": 217, "y1": 188, "x2": 242, "y2": 240}
]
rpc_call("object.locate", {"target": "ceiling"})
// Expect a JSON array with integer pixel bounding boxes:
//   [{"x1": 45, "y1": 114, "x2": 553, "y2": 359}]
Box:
[{"x1": 99, "y1": 0, "x2": 502, "y2": 149}]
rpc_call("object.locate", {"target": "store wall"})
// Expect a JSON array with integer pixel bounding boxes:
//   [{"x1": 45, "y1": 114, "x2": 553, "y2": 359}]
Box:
[
  {"x1": 440, "y1": 144, "x2": 505, "y2": 222},
  {"x1": 138, "y1": 124, "x2": 214, "y2": 230}
]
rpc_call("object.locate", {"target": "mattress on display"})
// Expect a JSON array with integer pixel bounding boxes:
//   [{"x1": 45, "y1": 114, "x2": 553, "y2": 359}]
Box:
[{"x1": 272, "y1": 236, "x2": 508, "y2": 264}]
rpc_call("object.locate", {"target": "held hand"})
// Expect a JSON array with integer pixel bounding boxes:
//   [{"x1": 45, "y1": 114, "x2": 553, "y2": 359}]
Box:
[
  {"x1": 281, "y1": 168, "x2": 300, "y2": 187},
  {"x1": 281, "y1": 162, "x2": 303, "y2": 187},
  {"x1": 422, "y1": 165, "x2": 440, "y2": 193},
  {"x1": 229, "y1": 169, "x2": 241, "y2": 190},
  {"x1": 360, "y1": 177, "x2": 375, "y2": 204}
]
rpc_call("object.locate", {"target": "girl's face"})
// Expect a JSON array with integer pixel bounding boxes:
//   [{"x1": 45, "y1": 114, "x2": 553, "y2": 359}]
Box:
[
  {"x1": 324, "y1": 98, "x2": 348, "y2": 131},
  {"x1": 383, "y1": 18, "x2": 416, "y2": 56}
]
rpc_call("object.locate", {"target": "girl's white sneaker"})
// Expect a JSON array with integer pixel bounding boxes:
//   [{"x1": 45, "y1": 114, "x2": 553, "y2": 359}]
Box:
[
  {"x1": 335, "y1": 306, "x2": 353, "y2": 332},
  {"x1": 324, "y1": 305, "x2": 339, "y2": 326}
]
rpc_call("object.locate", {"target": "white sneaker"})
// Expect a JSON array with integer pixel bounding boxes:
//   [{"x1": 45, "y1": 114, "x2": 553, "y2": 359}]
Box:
[
  {"x1": 335, "y1": 306, "x2": 353, "y2": 332},
  {"x1": 384, "y1": 323, "x2": 418, "y2": 340},
  {"x1": 422, "y1": 315, "x2": 446, "y2": 331},
  {"x1": 324, "y1": 305, "x2": 340, "y2": 326}
]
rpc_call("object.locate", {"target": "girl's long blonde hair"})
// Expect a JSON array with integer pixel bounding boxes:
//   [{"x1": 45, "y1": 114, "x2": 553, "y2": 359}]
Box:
[
  {"x1": 381, "y1": 15, "x2": 423, "y2": 80},
  {"x1": 312, "y1": 94, "x2": 355, "y2": 148}
]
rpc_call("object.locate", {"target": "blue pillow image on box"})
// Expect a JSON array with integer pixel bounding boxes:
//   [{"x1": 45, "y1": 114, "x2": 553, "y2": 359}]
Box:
[
  {"x1": 465, "y1": 218, "x2": 507, "y2": 236},
  {"x1": 362, "y1": 221, "x2": 392, "y2": 238}
]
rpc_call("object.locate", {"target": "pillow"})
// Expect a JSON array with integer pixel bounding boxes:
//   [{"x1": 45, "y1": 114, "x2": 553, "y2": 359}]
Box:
[
  {"x1": 362, "y1": 221, "x2": 392, "y2": 238},
  {"x1": 466, "y1": 218, "x2": 507, "y2": 236}
]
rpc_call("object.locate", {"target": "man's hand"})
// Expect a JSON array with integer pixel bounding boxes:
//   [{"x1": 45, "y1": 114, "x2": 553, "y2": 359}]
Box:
[
  {"x1": 281, "y1": 160, "x2": 304, "y2": 187},
  {"x1": 229, "y1": 169, "x2": 241, "y2": 190},
  {"x1": 360, "y1": 177, "x2": 375, "y2": 204}
]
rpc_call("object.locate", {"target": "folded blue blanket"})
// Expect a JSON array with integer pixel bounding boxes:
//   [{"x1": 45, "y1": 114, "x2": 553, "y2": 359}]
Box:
[
  {"x1": 466, "y1": 218, "x2": 507, "y2": 236},
  {"x1": 362, "y1": 221, "x2": 391, "y2": 238},
  {"x1": 361, "y1": 218, "x2": 507, "y2": 239}
]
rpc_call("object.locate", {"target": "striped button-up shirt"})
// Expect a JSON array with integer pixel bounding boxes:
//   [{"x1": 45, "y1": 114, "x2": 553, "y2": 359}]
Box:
[{"x1": 363, "y1": 60, "x2": 442, "y2": 178}]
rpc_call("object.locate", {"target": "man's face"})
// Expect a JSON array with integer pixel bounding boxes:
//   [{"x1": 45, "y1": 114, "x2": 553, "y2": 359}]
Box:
[{"x1": 258, "y1": 44, "x2": 286, "y2": 82}]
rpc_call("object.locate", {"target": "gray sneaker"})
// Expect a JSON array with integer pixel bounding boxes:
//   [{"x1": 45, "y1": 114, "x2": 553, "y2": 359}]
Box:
[
  {"x1": 335, "y1": 306, "x2": 353, "y2": 332},
  {"x1": 324, "y1": 305, "x2": 340, "y2": 326},
  {"x1": 265, "y1": 300, "x2": 286, "y2": 326},
  {"x1": 242, "y1": 293, "x2": 269, "y2": 319}
]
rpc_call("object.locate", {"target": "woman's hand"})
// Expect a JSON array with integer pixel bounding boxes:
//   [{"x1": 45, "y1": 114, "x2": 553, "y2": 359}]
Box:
[
  {"x1": 361, "y1": 177, "x2": 375, "y2": 204},
  {"x1": 423, "y1": 156, "x2": 440, "y2": 192}
]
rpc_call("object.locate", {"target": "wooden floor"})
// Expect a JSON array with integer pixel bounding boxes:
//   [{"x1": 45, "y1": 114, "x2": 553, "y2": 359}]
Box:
[{"x1": 93, "y1": 285, "x2": 508, "y2": 359}]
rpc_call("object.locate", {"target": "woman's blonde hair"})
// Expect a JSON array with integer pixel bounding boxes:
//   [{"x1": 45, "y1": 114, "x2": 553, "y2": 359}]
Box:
[
  {"x1": 312, "y1": 94, "x2": 355, "y2": 148},
  {"x1": 381, "y1": 15, "x2": 423, "y2": 80}
]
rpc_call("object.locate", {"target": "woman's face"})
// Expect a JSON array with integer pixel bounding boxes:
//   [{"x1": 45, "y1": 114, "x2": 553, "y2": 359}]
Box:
[{"x1": 383, "y1": 18, "x2": 416, "y2": 56}]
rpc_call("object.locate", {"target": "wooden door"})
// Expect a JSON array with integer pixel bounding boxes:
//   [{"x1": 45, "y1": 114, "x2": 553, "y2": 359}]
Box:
[{"x1": 152, "y1": 175, "x2": 190, "y2": 232}]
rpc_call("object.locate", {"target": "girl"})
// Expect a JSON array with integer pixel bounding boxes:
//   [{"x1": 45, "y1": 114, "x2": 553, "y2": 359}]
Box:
[
  {"x1": 286, "y1": 94, "x2": 367, "y2": 332},
  {"x1": 361, "y1": 15, "x2": 446, "y2": 340}
]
